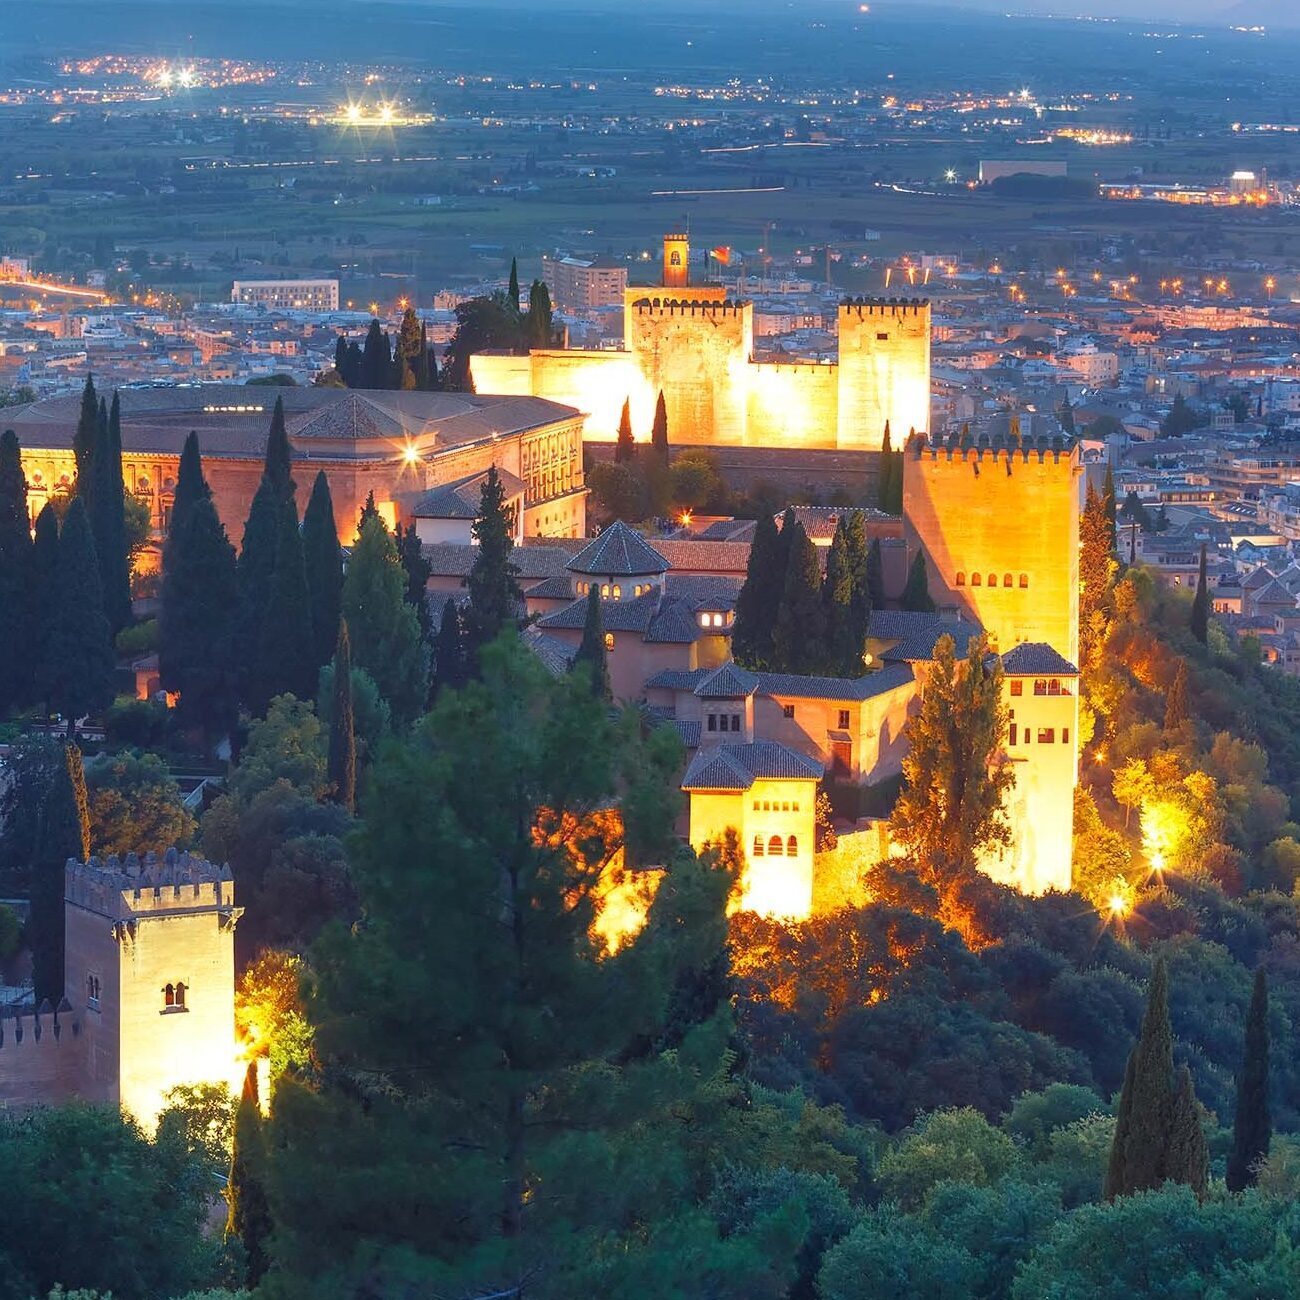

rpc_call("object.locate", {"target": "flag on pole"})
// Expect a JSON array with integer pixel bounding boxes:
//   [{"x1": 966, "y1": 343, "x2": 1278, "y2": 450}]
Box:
[{"x1": 710, "y1": 246, "x2": 732, "y2": 266}]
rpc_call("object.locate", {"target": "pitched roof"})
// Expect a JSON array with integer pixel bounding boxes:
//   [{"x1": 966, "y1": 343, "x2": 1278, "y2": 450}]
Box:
[
  {"x1": 522, "y1": 628, "x2": 578, "y2": 677},
  {"x1": 682, "y1": 740, "x2": 823, "y2": 790},
  {"x1": 754, "y1": 662, "x2": 915, "y2": 701},
  {"x1": 423, "y1": 541, "x2": 572, "y2": 581},
  {"x1": 567, "y1": 521, "x2": 670, "y2": 576},
  {"x1": 695, "y1": 663, "x2": 760, "y2": 698},
  {"x1": 406, "y1": 467, "x2": 526, "y2": 520},
  {"x1": 999, "y1": 643, "x2": 1079, "y2": 676},
  {"x1": 878, "y1": 618, "x2": 985, "y2": 663}
]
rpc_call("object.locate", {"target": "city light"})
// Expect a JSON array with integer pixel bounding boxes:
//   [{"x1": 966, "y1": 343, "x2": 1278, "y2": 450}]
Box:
[
  {"x1": 402, "y1": 443, "x2": 420, "y2": 465},
  {"x1": 1108, "y1": 893, "x2": 1131, "y2": 919}
]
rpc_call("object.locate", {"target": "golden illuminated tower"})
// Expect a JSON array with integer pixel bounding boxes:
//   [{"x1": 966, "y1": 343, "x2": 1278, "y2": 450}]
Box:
[{"x1": 663, "y1": 233, "x2": 690, "y2": 289}]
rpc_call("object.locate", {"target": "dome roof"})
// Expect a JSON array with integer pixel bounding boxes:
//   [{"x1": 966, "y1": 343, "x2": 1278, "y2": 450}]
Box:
[{"x1": 567, "y1": 521, "x2": 670, "y2": 577}]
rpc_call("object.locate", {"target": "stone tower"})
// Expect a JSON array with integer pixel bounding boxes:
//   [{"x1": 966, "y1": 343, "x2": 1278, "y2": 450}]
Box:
[
  {"x1": 64, "y1": 850, "x2": 242, "y2": 1127},
  {"x1": 902, "y1": 431, "x2": 1083, "y2": 664},
  {"x1": 662, "y1": 232, "x2": 690, "y2": 289},
  {"x1": 836, "y1": 298, "x2": 932, "y2": 449}
]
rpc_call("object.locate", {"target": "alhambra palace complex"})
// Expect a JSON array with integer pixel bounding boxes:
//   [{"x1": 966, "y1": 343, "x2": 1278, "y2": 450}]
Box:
[{"x1": 2, "y1": 234, "x2": 1085, "y2": 1119}]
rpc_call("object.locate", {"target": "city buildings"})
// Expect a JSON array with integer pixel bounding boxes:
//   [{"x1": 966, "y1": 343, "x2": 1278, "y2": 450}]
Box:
[{"x1": 231, "y1": 279, "x2": 340, "y2": 311}]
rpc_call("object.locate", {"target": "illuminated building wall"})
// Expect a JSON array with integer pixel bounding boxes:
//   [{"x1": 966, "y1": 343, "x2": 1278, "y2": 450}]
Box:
[
  {"x1": 1, "y1": 854, "x2": 242, "y2": 1129},
  {"x1": 688, "y1": 779, "x2": 818, "y2": 920},
  {"x1": 902, "y1": 437, "x2": 1082, "y2": 665},
  {"x1": 471, "y1": 237, "x2": 931, "y2": 451}
]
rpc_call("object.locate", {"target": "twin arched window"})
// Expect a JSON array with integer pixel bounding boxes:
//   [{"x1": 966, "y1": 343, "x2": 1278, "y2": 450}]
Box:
[{"x1": 162, "y1": 982, "x2": 187, "y2": 1011}]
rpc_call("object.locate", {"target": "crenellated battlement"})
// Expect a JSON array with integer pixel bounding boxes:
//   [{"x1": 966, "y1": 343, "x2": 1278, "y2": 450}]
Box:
[
  {"x1": 66, "y1": 849, "x2": 235, "y2": 921},
  {"x1": 839, "y1": 297, "x2": 930, "y2": 318},
  {"x1": 0, "y1": 998, "x2": 79, "y2": 1051},
  {"x1": 907, "y1": 429, "x2": 1079, "y2": 468},
  {"x1": 631, "y1": 297, "x2": 749, "y2": 318}
]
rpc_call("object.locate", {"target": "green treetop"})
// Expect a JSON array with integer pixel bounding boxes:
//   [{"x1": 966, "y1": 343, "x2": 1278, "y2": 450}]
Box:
[
  {"x1": 250, "y1": 502, "x2": 318, "y2": 715},
  {"x1": 1190, "y1": 544, "x2": 1209, "y2": 645},
  {"x1": 731, "y1": 510, "x2": 786, "y2": 671},
  {"x1": 301, "y1": 470, "x2": 343, "y2": 673},
  {"x1": 433, "y1": 597, "x2": 469, "y2": 697},
  {"x1": 73, "y1": 373, "x2": 98, "y2": 504},
  {"x1": 464, "y1": 465, "x2": 523, "y2": 661},
  {"x1": 573, "y1": 587, "x2": 611, "y2": 700},
  {"x1": 866, "y1": 535, "x2": 886, "y2": 609},
  {"x1": 90, "y1": 390, "x2": 132, "y2": 634},
  {"x1": 1227, "y1": 967, "x2": 1271, "y2": 1192},
  {"x1": 41, "y1": 498, "x2": 115, "y2": 729},
  {"x1": 822, "y1": 511, "x2": 871, "y2": 677},
  {"x1": 773, "y1": 515, "x2": 826, "y2": 675},
  {"x1": 327, "y1": 619, "x2": 357, "y2": 813},
  {"x1": 342, "y1": 513, "x2": 430, "y2": 725},
  {"x1": 651, "y1": 390, "x2": 669, "y2": 465}
]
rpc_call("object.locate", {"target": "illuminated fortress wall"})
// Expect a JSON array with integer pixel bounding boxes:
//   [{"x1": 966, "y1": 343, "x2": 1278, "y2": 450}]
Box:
[
  {"x1": 902, "y1": 437, "x2": 1083, "y2": 665},
  {"x1": 470, "y1": 238, "x2": 931, "y2": 450}
]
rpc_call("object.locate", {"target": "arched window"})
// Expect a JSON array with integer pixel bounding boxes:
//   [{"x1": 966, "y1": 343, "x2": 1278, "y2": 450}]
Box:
[
  {"x1": 1003, "y1": 574, "x2": 1013, "y2": 587},
  {"x1": 787, "y1": 835, "x2": 798, "y2": 856},
  {"x1": 768, "y1": 835, "x2": 784, "y2": 856},
  {"x1": 752, "y1": 836, "x2": 764, "y2": 857},
  {"x1": 600, "y1": 584, "x2": 609, "y2": 598},
  {"x1": 987, "y1": 573, "x2": 997, "y2": 588},
  {"x1": 1019, "y1": 574, "x2": 1029, "y2": 588},
  {"x1": 612, "y1": 585, "x2": 621, "y2": 600},
  {"x1": 955, "y1": 572, "x2": 965, "y2": 586},
  {"x1": 971, "y1": 573, "x2": 981, "y2": 587},
  {"x1": 175, "y1": 982, "x2": 186, "y2": 1010},
  {"x1": 603, "y1": 632, "x2": 615, "y2": 652},
  {"x1": 163, "y1": 983, "x2": 175, "y2": 1008}
]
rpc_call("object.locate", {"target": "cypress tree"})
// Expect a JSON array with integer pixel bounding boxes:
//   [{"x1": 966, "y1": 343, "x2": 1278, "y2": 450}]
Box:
[
  {"x1": 302, "y1": 471, "x2": 343, "y2": 672},
  {"x1": 508, "y1": 257, "x2": 521, "y2": 313},
  {"x1": 614, "y1": 398, "x2": 635, "y2": 464},
  {"x1": 773, "y1": 517, "x2": 824, "y2": 675},
  {"x1": 821, "y1": 511, "x2": 870, "y2": 677},
  {"x1": 250, "y1": 506, "x2": 317, "y2": 715},
  {"x1": 901, "y1": 549, "x2": 935, "y2": 613},
  {"x1": 1164, "y1": 661, "x2": 1190, "y2": 731},
  {"x1": 237, "y1": 398, "x2": 295, "y2": 707},
  {"x1": 397, "y1": 520, "x2": 435, "y2": 650},
  {"x1": 732, "y1": 510, "x2": 783, "y2": 671},
  {"x1": 73, "y1": 375, "x2": 98, "y2": 506},
  {"x1": 168, "y1": 431, "x2": 210, "y2": 554},
  {"x1": 1166, "y1": 1065, "x2": 1209, "y2": 1201},
  {"x1": 527, "y1": 279, "x2": 554, "y2": 348},
  {"x1": 1103, "y1": 462, "x2": 1118, "y2": 552},
  {"x1": 226, "y1": 1062, "x2": 272, "y2": 1289},
  {"x1": 433, "y1": 597, "x2": 468, "y2": 696},
  {"x1": 573, "y1": 587, "x2": 611, "y2": 700},
  {"x1": 361, "y1": 319, "x2": 391, "y2": 389},
  {"x1": 866, "y1": 535, "x2": 886, "y2": 609},
  {"x1": 90, "y1": 390, "x2": 132, "y2": 634},
  {"x1": 43, "y1": 499, "x2": 115, "y2": 730},
  {"x1": 327, "y1": 620, "x2": 357, "y2": 813},
  {"x1": 342, "y1": 514, "x2": 430, "y2": 725},
  {"x1": 651, "y1": 390, "x2": 669, "y2": 465},
  {"x1": 29, "y1": 504, "x2": 59, "y2": 710},
  {"x1": 1190, "y1": 544, "x2": 1209, "y2": 645},
  {"x1": 333, "y1": 334, "x2": 348, "y2": 377},
  {"x1": 877, "y1": 420, "x2": 894, "y2": 513},
  {"x1": 1106, "y1": 958, "x2": 1176, "y2": 1198},
  {"x1": 357, "y1": 490, "x2": 379, "y2": 534},
  {"x1": 0, "y1": 429, "x2": 32, "y2": 715},
  {"x1": 464, "y1": 465, "x2": 522, "y2": 660},
  {"x1": 160, "y1": 495, "x2": 239, "y2": 745},
  {"x1": 1058, "y1": 395, "x2": 1076, "y2": 435},
  {"x1": 1227, "y1": 968, "x2": 1271, "y2": 1192},
  {"x1": 30, "y1": 743, "x2": 88, "y2": 1005},
  {"x1": 344, "y1": 339, "x2": 362, "y2": 387}
]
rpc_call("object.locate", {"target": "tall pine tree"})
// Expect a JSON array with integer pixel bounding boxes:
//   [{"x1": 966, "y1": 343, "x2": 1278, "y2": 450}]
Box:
[
  {"x1": 90, "y1": 390, "x2": 132, "y2": 634},
  {"x1": 433, "y1": 598, "x2": 468, "y2": 696},
  {"x1": 527, "y1": 279, "x2": 554, "y2": 348},
  {"x1": 342, "y1": 514, "x2": 430, "y2": 725},
  {"x1": 1164, "y1": 661, "x2": 1190, "y2": 731},
  {"x1": 226, "y1": 1061, "x2": 273, "y2": 1289},
  {"x1": 573, "y1": 588, "x2": 611, "y2": 700},
  {"x1": 327, "y1": 620, "x2": 357, "y2": 813},
  {"x1": 822, "y1": 511, "x2": 871, "y2": 677},
  {"x1": 1190, "y1": 544, "x2": 1209, "y2": 645},
  {"x1": 614, "y1": 398, "x2": 635, "y2": 464},
  {"x1": 160, "y1": 493, "x2": 239, "y2": 745},
  {"x1": 1227, "y1": 968, "x2": 1271, "y2": 1192},
  {"x1": 1103, "y1": 462, "x2": 1118, "y2": 553},
  {"x1": 877, "y1": 420, "x2": 894, "y2": 514},
  {"x1": 508, "y1": 257, "x2": 521, "y2": 313},
  {"x1": 773, "y1": 516, "x2": 825, "y2": 675},
  {"x1": 72, "y1": 374, "x2": 98, "y2": 507},
  {"x1": 732, "y1": 510, "x2": 784, "y2": 671},
  {"x1": 397, "y1": 521, "x2": 435, "y2": 652},
  {"x1": 360, "y1": 319, "x2": 392, "y2": 389},
  {"x1": 0, "y1": 429, "x2": 32, "y2": 715},
  {"x1": 464, "y1": 466, "x2": 522, "y2": 662},
  {"x1": 168, "y1": 431, "x2": 210, "y2": 554},
  {"x1": 1079, "y1": 479, "x2": 1117, "y2": 672},
  {"x1": 42, "y1": 499, "x2": 115, "y2": 730},
  {"x1": 901, "y1": 549, "x2": 935, "y2": 612},
  {"x1": 301, "y1": 471, "x2": 343, "y2": 673}
]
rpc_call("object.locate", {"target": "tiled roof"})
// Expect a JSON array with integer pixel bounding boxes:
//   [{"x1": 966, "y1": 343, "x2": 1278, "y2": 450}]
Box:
[
  {"x1": 998, "y1": 643, "x2": 1079, "y2": 676},
  {"x1": 407, "y1": 467, "x2": 526, "y2": 520},
  {"x1": 695, "y1": 663, "x2": 760, "y2": 698},
  {"x1": 522, "y1": 574, "x2": 576, "y2": 600},
  {"x1": 755, "y1": 662, "x2": 915, "y2": 701},
  {"x1": 868, "y1": 608, "x2": 981, "y2": 641},
  {"x1": 1251, "y1": 579, "x2": 1296, "y2": 607},
  {"x1": 646, "y1": 600, "x2": 706, "y2": 644},
  {"x1": 878, "y1": 618, "x2": 985, "y2": 663},
  {"x1": 423, "y1": 542, "x2": 572, "y2": 581},
  {"x1": 674, "y1": 719, "x2": 702, "y2": 749},
  {"x1": 567, "y1": 521, "x2": 670, "y2": 576},
  {"x1": 644, "y1": 668, "x2": 711, "y2": 692},
  {"x1": 682, "y1": 740, "x2": 823, "y2": 790},
  {"x1": 775, "y1": 505, "x2": 898, "y2": 541},
  {"x1": 663, "y1": 574, "x2": 742, "y2": 609},
  {"x1": 522, "y1": 628, "x2": 578, "y2": 677},
  {"x1": 651, "y1": 539, "x2": 752, "y2": 574}
]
